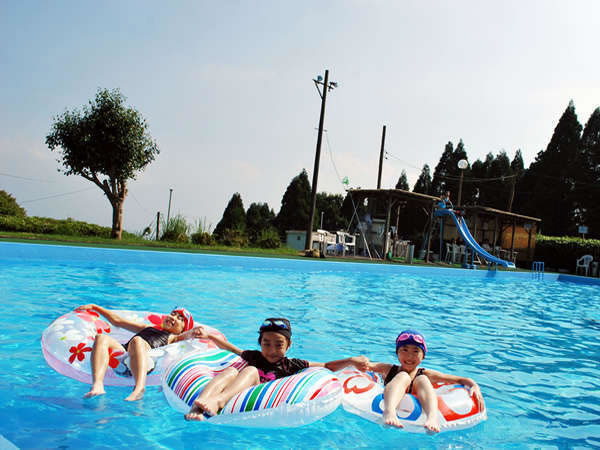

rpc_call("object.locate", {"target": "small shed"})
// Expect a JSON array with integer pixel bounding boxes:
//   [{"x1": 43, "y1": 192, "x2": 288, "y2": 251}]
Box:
[{"x1": 285, "y1": 230, "x2": 307, "y2": 251}]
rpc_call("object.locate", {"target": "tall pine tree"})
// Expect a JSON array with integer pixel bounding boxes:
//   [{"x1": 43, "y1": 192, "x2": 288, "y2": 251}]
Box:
[
  {"x1": 213, "y1": 193, "x2": 246, "y2": 238},
  {"x1": 395, "y1": 170, "x2": 409, "y2": 190},
  {"x1": 523, "y1": 101, "x2": 583, "y2": 236},
  {"x1": 275, "y1": 169, "x2": 311, "y2": 234},
  {"x1": 580, "y1": 107, "x2": 600, "y2": 237},
  {"x1": 413, "y1": 164, "x2": 432, "y2": 195}
]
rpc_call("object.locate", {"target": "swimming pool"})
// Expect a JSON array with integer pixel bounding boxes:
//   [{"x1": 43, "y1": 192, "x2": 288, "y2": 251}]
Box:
[{"x1": 1, "y1": 242, "x2": 599, "y2": 448}]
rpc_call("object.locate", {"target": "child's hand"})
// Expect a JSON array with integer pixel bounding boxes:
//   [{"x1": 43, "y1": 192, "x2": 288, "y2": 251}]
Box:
[
  {"x1": 468, "y1": 382, "x2": 485, "y2": 412},
  {"x1": 350, "y1": 355, "x2": 370, "y2": 371},
  {"x1": 189, "y1": 326, "x2": 209, "y2": 339},
  {"x1": 76, "y1": 304, "x2": 97, "y2": 312}
]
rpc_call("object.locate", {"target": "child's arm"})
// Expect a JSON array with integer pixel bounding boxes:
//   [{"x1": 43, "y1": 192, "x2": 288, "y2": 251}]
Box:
[
  {"x1": 77, "y1": 304, "x2": 146, "y2": 333},
  {"x1": 309, "y1": 355, "x2": 370, "y2": 372},
  {"x1": 192, "y1": 327, "x2": 243, "y2": 355},
  {"x1": 424, "y1": 369, "x2": 485, "y2": 411},
  {"x1": 168, "y1": 326, "x2": 206, "y2": 344}
]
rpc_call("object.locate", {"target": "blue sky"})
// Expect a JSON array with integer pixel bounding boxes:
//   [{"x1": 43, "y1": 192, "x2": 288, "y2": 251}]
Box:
[{"x1": 2, "y1": 1, "x2": 599, "y2": 233}]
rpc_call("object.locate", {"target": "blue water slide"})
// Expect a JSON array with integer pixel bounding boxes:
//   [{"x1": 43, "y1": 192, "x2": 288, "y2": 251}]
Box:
[{"x1": 434, "y1": 209, "x2": 515, "y2": 269}]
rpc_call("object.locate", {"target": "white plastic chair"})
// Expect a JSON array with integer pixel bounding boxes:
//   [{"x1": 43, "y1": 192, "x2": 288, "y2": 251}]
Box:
[{"x1": 576, "y1": 255, "x2": 593, "y2": 276}]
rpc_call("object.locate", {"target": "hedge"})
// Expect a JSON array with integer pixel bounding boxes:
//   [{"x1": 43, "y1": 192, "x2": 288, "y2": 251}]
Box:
[
  {"x1": 535, "y1": 234, "x2": 600, "y2": 271},
  {"x1": 0, "y1": 215, "x2": 136, "y2": 239}
]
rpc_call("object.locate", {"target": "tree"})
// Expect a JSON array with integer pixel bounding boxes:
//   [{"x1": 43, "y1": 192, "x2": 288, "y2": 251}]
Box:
[
  {"x1": 275, "y1": 169, "x2": 311, "y2": 235},
  {"x1": 431, "y1": 141, "x2": 454, "y2": 196},
  {"x1": 246, "y1": 202, "x2": 275, "y2": 243},
  {"x1": 46, "y1": 88, "x2": 159, "y2": 239},
  {"x1": 580, "y1": 107, "x2": 600, "y2": 237},
  {"x1": 518, "y1": 101, "x2": 583, "y2": 235},
  {"x1": 315, "y1": 192, "x2": 346, "y2": 230},
  {"x1": 0, "y1": 190, "x2": 26, "y2": 217},
  {"x1": 395, "y1": 170, "x2": 409, "y2": 190},
  {"x1": 412, "y1": 164, "x2": 432, "y2": 195},
  {"x1": 214, "y1": 192, "x2": 246, "y2": 239}
]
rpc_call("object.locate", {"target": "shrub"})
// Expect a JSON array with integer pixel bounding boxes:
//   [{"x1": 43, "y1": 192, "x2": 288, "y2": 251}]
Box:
[
  {"x1": 220, "y1": 228, "x2": 249, "y2": 247},
  {"x1": 535, "y1": 234, "x2": 600, "y2": 271},
  {"x1": 0, "y1": 215, "x2": 135, "y2": 238},
  {"x1": 191, "y1": 231, "x2": 215, "y2": 246},
  {"x1": 255, "y1": 227, "x2": 281, "y2": 249},
  {"x1": 160, "y1": 214, "x2": 190, "y2": 243},
  {"x1": 0, "y1": 190, "x2": 26, "y2": 217}
]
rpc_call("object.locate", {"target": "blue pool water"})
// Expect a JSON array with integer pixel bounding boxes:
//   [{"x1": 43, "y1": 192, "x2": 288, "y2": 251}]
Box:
[{"x1": 1, "y1": 242, "x2": 599, "y2": 449}]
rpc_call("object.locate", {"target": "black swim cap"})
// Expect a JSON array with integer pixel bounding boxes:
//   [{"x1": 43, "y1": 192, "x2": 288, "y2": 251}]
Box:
[{"x1": 258, "y1": 317, "x2": 292, "y2": 341}]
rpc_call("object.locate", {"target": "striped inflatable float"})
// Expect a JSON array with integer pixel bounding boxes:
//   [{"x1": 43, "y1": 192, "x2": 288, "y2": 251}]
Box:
[
  {"x1": 163, "y1": 349, "x2": 343, "y2": 427},
  {"x1": 41, "y1": 308, "x2": 225, "y2": 386},
  {"x1": 338, "y1": 368, "x2": 487, "y2": 433}
]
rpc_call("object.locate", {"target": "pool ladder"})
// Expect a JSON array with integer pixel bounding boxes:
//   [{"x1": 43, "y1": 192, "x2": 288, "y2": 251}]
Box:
[{"x1": 532, "y1": 261, "x2": 544, "y2": 279}]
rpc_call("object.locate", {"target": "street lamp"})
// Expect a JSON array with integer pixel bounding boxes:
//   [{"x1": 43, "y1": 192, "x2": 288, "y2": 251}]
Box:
[
  {"x1": 456, "y1": 159, "x2": 468, "y2": 207},
  {"x1": 305, "y1": 69, "x2": 337, "y2": 251}
]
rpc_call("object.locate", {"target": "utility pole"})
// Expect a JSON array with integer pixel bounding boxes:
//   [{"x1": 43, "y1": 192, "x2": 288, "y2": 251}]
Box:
[
  {"x1": 377, "y1": 125, "x2": 386, "y2": 189},
  {"x1": 167, "y1": 188, "x2": 173, "y2": 230},
  {"x1": 305, "y1": 70, "x2": 337, "y2": 250},
  {"x1": 507, "y1": 176, "x2": 516, "y2": 212}
]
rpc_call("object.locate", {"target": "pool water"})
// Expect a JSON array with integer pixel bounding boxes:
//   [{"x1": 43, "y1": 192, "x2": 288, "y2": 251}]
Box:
[{"x1": 1, "y1": 242, "x2": 599, "y2": 449}]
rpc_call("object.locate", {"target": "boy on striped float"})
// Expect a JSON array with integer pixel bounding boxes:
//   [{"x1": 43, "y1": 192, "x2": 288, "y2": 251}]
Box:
[
  {"x1": 185, "y1": 317, "x2": 369, "y2": 420},
  {"x1": 367, "y1": 330, "x2": 485, "y2": 433},
  {"x1": 79, "y1": 304, "x2": 202, "y2": 401}
]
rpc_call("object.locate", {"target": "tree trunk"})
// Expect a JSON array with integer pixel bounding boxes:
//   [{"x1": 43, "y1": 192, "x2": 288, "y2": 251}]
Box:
[{"x1": 111, "y1": 198, "x2": 124, "y2": 239}]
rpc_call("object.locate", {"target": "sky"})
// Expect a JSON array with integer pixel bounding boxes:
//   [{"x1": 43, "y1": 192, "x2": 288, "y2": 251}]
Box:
[{"x1": 2, "y1": 1, "x2": 600, "y2": 234}]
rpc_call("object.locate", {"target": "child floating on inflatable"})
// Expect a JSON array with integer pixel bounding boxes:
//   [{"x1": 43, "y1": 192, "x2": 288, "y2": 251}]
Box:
[
  {"x1": 367, "y1": 330, "x2": 484, "y2": 433},
  {"x1": 185, "y1": 317, "x2": 369, "y2": 420},
  {"x1": 78, "y1": 304, "x2": 202, "y2": 401}
]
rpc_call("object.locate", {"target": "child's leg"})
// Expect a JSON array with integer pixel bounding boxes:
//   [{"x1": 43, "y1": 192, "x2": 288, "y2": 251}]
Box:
[
  {"x1": 84, "y1": 334, "x2": 125, "y2": 398},
  {"x1": 185, "y1": 366, "x2": 260, "y2": 421},
  {"x1": 413, "y1": 376, "x2": 440, "y2": 433},
  {"x1": 382, "y1": 372, "x2": 411, "y2": 428},
  {"x1": 123, "y1": 336, "x2": 152, "y2": 401}
]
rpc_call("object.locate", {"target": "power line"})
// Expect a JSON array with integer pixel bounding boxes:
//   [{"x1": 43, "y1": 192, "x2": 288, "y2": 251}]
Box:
[
  {"x1": 20, "y1": 187, "x2": 96, "y2": 204},
  {"x1": 0, "y1": 172, "x2": 58, "y2": 183}
]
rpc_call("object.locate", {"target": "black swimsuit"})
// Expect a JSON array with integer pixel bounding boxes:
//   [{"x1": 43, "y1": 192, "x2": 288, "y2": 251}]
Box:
[
  {"x1": 123, "y1": 327, "x2": 170, "y2": 351},
  {"x1": 384, "y1": 365, "x2": 426, "y2": 394}
]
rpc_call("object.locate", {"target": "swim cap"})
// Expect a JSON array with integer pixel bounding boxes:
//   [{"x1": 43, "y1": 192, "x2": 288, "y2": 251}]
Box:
[
  {"x1": 171, "y1": 307, "x2": 194, "y2": 332},
  {"x1": 396, "y1": 330, "x2": 427, "y2": 355},
  {"x1": 259, "y1": 318, "x2": 292, "y2": 341}
]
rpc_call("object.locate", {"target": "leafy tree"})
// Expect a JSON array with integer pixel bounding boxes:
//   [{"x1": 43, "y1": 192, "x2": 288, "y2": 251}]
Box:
[
  {"x1": 46, "y1": 88, "x2": 159, "y2": 239},
  {"x1": 316, "y1": 192, "x2": 346, "y2": 230},
  {"x1": 0, "y1": 190, "x2": 26, "y2": 217},
  {"x1": 246, "y1": 202, "x2": 275, "y2": 243},
  {"x1": 580, "y1": 107, "x2": 600, "y2": 237},
  {"x1": 412, "y1": 164, "x2": 432, "y2": 195},
  {"x1": 518, "y1": 101, "x2": 583, "y2": 235},
  {"x1": 395, "y1": 170, "x2": 409, "y2": 190},
  {"x1": 510, "y1": 149, "x2": 525, "y2": 175},
  {"x1": 275, "y1": 169, "x2": 311, "y2": 234},
  {"x1": 214, "y1": 193, "x2": 246, "y2": 239}
]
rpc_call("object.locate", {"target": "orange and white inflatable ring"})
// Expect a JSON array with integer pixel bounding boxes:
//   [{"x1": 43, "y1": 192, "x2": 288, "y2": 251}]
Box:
[
  {"x1": 338, "y1": 368, "x2": 486, "y2": 433},
  {"x1": 41, "y1": 308, "x2": 225, "y2": 387}
]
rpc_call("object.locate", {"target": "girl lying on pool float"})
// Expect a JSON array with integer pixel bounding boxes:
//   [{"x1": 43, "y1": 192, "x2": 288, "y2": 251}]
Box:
[
  {"x1": 78, "y1": 304, "x2": 202, "y2": 401},
  {"x1": 366, "y1": 330, "x2": 485, "y2": 433},
  {"x1": 184, "y1": 317, "x2": 368, "y2": 420}
]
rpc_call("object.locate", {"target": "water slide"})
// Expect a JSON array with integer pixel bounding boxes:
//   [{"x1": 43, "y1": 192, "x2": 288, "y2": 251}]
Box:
[{"x1": 435, "y1": 209, "x2": 515, "y2": 269}]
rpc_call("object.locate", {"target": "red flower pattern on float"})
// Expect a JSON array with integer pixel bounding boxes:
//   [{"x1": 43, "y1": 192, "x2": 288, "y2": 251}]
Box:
[
  {"x1": 69, "y1": 342, "x2": 92, "y2": 364},
  {"x1": 74, "y1": 308, "x2": 111, "y2": 334},
  {"x1": 108, "y1": 348, "x2": 125, "y2": 368}
]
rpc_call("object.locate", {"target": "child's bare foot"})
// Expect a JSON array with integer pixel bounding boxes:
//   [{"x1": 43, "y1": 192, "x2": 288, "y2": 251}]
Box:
[
  {"x1": 184, "y1": 399, "x2": 219, "y2": 421},
  {"x1": 424, "y1": 415, "x2": 440, "y2": 433},
  {"x1": 382, "y1": 411, "x2": 404, "y2": 428},
  {"x1": 84, "y1": 384, "x2": 105, "y2": 398},
  {"x1": 124, "y1": 389, "x2": 145, "y2": 401}
]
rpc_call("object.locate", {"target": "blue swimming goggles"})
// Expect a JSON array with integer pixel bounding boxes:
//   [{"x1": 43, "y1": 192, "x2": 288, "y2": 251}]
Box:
[{"x1": 260, "y1": 319, "x2": 290, "y2": 330}]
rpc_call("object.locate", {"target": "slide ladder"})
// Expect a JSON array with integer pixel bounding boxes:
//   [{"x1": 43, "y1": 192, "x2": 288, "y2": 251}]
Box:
[{"x1": 434, "y1": 209, "x2": 515, "y2": 269}]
